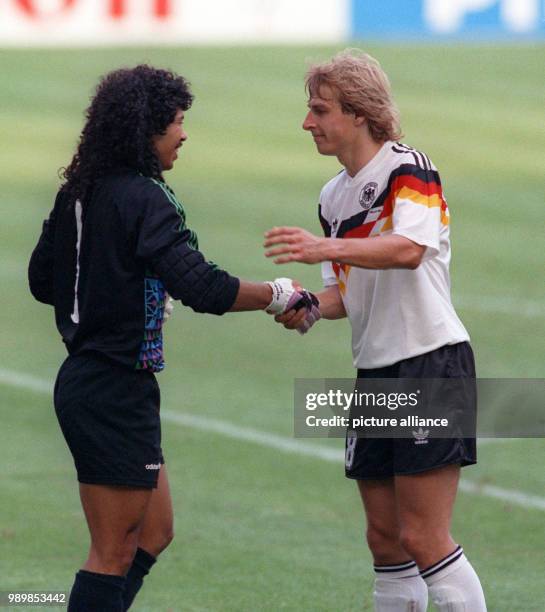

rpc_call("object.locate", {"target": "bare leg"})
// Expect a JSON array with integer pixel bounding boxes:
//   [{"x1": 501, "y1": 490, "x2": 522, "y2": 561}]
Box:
[
  {"x1": 137, "y1": 465, "x2": 174, "y2": 557},
  {"x1": 79, "y1": 483, "x2": 153, "y2": 576},
  {"x1": 357, "y1": 479, "x2": 428, "y2": 611},
  {"x1": 395, "y1": 464, "x2": 460, "y2": 568},
  {"x1": 357, "y1": 478, "x2": 409, "y2": 565},
  {"x1": 121, "y1": 467, "x2": 174, "y2": 610}
]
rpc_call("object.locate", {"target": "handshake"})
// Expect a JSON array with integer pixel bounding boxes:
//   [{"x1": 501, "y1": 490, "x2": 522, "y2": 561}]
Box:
[{"x1": 265, "y1": 277, "x2": 321, "y2": 335}]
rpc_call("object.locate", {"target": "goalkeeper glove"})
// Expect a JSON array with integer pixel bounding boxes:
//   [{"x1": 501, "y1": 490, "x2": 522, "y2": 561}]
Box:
[{"x1": 265, "y1": 277, "x2": 305, "y2": 315}]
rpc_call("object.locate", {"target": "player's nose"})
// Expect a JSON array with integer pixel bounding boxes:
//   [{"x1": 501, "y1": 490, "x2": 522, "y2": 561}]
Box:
[{"x1": 302, "y1": 111, "x2": 315, "y2": 131}]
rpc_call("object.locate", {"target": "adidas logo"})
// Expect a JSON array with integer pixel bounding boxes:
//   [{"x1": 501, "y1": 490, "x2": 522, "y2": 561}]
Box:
[
  {"x1": 145, "y1": 463, "x2": 161, "y2": 470},
  {"x1": 412, "y1": 427, "x2": 429, "y2": 445}
]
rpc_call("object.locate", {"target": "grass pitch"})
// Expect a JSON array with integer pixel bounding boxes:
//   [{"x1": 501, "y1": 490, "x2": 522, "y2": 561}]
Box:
[{"x1": 1, "y1": 44, "x2": 544, "y2": 611}]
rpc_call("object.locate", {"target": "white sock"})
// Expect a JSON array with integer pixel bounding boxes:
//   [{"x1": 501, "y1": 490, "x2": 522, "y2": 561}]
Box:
[
  {"x1": 420, "y1": 545, "x2": 487, "y2": 611},
  {"x1": 373, "y1": 560, "x2": 428, "y2": 611}
]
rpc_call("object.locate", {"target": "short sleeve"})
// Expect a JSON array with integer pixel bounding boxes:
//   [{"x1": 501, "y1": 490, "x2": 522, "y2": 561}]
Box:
[
  {"x1": 321, "y1": 261, "x2": 338, "y2": 287},
  {"x1": 318, "y1": 198, "x2": 337, "y2": 286}
]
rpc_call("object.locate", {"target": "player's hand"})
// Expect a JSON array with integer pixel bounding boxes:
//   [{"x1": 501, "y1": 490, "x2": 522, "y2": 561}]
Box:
[
  {"x1": 295, "y1": 290, "x2": 321, "y2": 334},
  {"x1": 274, "y1": 289, "x2": 321, "y2": 334},
  {"x1": 163, "y1": 293, "x2": 174, "y2": 322},
  {"x1": 264, "y1": 226, "x2": 329, "y2": 264},
  {"x1": 265, "y1": 277, "x2": 305, "y2": 315},
  {"x1": 275, "y1": 308, "x2": 307, "y2": 329}
]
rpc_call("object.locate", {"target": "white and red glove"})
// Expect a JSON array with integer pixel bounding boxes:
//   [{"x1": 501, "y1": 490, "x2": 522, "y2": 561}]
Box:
[
  {"x1": 265, "y1": 278, "x2": 304, "y2": 315},
  {"x1": 265, "y1": 278, "x2": 321, "y2": 334}
]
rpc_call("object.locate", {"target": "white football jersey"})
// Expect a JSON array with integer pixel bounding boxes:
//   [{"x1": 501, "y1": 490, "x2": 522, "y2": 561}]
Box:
[{"x1": 319, "y1": 141, "x2": 469, "y2": 369}]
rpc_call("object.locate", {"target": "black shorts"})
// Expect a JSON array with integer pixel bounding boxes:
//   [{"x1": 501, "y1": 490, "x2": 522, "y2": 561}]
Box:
[
  {"x1": 54, "y1": 353, "x2": 163, "y2": 488},
  {"x1": 345, "y1": 342, "x2": 477, "y2": 480}
]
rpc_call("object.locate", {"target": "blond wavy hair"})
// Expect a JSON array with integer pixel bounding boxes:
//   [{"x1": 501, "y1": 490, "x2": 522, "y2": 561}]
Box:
[{"x1": 305, "y1": 49, "x2": 402, "y2": 143}]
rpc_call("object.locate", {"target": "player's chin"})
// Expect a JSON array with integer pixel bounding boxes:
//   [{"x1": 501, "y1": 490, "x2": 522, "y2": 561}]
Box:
[{"x1": 314, "y1": 142, "x2": 335, "y2": 156}]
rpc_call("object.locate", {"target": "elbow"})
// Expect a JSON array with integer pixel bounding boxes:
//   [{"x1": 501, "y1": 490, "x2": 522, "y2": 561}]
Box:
[
  {"x1": 29, "y1": 284, "x2": 54, "y2": 305},
  {"x1": 28, "y1": 271, "x2": 54, "y2": 305},
  {"x1": 406, "y1": 256, "x2": 422, "y2": 270},
  {"x1": 401, "y1": 245, "x2": 425, "y2": 270}
]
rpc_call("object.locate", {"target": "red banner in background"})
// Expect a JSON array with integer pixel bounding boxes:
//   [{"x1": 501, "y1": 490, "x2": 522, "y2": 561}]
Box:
[
  {"x1": 109, "y1": 0, "x2": 171, "y2": 19},
  {"x1": 14, "y1": 0, "x2": 171, "y2": 20},
  {"x1": 15, "y1": 0, "x2": 77, "y2": 18},
  {"x1": 1, "y1": 0, "x2": 345, "y2": 46}
]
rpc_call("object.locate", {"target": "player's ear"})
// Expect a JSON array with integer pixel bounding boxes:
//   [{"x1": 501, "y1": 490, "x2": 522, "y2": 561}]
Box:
[{"x1": 354, "y1": 115, "x2": 366, "y2": 127}]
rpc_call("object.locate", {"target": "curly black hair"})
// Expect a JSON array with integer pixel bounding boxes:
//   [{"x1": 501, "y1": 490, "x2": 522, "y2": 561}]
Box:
[{"x1": 61, "y1": 65, "x2": 193, "y2": 204}]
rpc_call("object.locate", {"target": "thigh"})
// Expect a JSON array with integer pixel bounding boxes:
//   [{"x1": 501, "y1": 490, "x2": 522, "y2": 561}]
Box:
[
  {"x1": 137, "y1": 465, "x2": 174, "y2": 555},
  {"x1": 395, "y1": 464, "x2": 459, "y2": 529},
  {"x1": 357, "y1": 478, "x2": 409, "y2": 565},
  {"x1": 395, "y1": 464, "x2": 460, "y2": 566},
  {"x1": 80, "y1": 483, "x2": 153, "y2": 553},
  {"x1": 357, "y1": 477, "x2": 398, "y2": 531}
]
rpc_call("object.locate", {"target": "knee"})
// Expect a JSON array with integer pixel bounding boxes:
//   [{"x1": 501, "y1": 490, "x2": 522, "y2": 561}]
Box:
[
  {"x1": 157, "y1": 526, "x2": 174, "y2": 554},
  {"x1": 93, "y1": 541, "x2": 138, "y2": 575},
  {"x1": 366, "y1": 523, "x2": 400, "y2": 561},
  {"x1": 398, "y1": 527, "x2": 429, "y2": 560},
  {"x1": 119, "y1": 545, "x2": 139, "y2": 574},
  {"x1": 144, "y1": 525, "x2": 174, "y2": 557}
]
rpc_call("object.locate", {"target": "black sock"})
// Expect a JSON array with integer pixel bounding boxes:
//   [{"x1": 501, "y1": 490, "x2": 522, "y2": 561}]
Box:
[
  {"x1": 68, "y1": 569, "x2": 125, "y2": 612},
  {"x1": 122, "y1": 547, "x2": 157, "y2": 611}
]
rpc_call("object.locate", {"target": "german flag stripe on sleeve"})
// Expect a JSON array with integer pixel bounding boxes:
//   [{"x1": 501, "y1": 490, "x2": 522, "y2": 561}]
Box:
[{"x1": 337, "y1": 164, "x2": 446, "y2": 239}]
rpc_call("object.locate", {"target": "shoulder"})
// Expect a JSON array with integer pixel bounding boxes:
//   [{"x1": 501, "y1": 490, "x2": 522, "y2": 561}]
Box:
[
  {"x1": 119, "y1": 173, "x2": 174, "y2": 202},
  {"x1": 389, "y1": 142, "x2": 439, "y2": 174},
  {"x1": 378, "y1": 143, "x2": 444, "y2": 194},
  {"x1": 110, "y1": 173, "x2": 183, "y2": 214},
  {"x1": 143, "y1": 177, "x2": 180, "y2": 205}
]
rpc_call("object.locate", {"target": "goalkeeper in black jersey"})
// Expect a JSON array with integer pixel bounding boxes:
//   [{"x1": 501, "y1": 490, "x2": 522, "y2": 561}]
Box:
[{"x1": 28, "y1": 65, "x2": 315, "y2": 612}]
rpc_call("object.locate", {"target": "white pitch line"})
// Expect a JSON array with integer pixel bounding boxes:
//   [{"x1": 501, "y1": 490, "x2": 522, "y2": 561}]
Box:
[
  {"x1": 456, "y1": 480, "x2": 545, "y2": 511},
  {"x1": 160, "y1": 411, "x2": 545, "y2": 511},
  {"x1": 1, "y1": 368, "x2": 545, "y2": 512},
  {"x1": 161, "y1": 409, "x2": 342, "y2": 463},
  {"x1": 0, "y1": 368, "x2": 54, "y2": 394}
]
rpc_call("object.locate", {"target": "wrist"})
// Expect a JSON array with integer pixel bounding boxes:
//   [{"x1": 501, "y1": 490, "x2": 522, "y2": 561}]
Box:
[
  {"x1": 264, "y1": 283, "x2": 274, "y2": 309},
  {"x1": 324, "y1": 238, "x2": 343, "y2": 262}
]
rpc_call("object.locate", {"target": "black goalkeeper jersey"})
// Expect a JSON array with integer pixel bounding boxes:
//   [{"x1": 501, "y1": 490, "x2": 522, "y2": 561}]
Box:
[{"x1": 28, "y1": 170, "x2": 240, "y2": 371}]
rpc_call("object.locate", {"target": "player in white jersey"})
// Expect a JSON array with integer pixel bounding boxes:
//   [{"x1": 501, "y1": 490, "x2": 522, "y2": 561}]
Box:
[{"x1": 264, "y1": 50, "x2": 487, "y2": 612}]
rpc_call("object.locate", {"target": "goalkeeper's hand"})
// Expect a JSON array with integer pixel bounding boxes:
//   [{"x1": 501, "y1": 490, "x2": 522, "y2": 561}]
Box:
[{"x1": 265, "y1": 277, "x2": 306, "y2": 315}]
